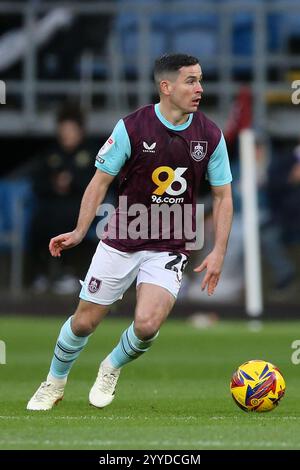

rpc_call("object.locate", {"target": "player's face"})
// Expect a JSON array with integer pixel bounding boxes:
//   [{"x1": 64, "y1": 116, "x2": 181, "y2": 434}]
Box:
[{"x1": 168, "y1": 64, "x2": 203, "y2": 114}]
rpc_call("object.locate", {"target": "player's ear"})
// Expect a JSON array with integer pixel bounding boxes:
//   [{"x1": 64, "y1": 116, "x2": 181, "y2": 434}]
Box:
[{"x1": 160, "y1": 79, "x2": 171, "y2": 96}]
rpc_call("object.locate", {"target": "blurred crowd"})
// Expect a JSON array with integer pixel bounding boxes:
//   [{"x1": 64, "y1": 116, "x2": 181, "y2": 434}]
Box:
[
  {"x1": 1, "y1": 0, "x2": 300, "y2": 83},
  {"x1": 0, "y1": 102, "x2": 115, "y2": 295}
]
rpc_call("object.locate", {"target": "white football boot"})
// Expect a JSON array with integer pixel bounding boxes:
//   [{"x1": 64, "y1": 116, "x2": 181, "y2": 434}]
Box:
[
  {"x1": 27, "y1": 376, "x2": 66, "y2": 411},
  {"x1": 89, "y1": 359, "x2": 121, "y2": 408}
]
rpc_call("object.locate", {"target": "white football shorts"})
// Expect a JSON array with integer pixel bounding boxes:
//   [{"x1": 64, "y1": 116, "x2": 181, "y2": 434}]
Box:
[{"x1": 79, "y1": 241, "x2": 188, "y2": 305}]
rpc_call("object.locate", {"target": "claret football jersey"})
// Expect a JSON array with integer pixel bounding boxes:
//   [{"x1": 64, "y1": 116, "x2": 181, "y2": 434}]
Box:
[{"x1": 95, "y1": 104, "x2": 232, "y2": 255}]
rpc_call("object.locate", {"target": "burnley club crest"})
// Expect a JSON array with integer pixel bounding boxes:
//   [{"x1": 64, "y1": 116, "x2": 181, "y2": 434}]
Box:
[
  {"x1": 190, "y1": 141, "x2": 208, "y2": 162},
  {"x1": 88, "y1": 277, "x2": 102, "y2": 294}
]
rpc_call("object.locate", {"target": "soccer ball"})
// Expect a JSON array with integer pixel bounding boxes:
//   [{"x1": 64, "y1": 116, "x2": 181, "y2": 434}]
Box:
[{"x1": 230, "y1": 359, "x2": 286, "y2": 412}]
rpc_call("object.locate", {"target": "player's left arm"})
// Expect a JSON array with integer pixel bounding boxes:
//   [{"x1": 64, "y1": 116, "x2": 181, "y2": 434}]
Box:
[
  {"x1": 194, "y1": 183, "x2": 233, "y2": 295},
  {"x1": 194, "y1": 131, "x2": 233, "y2": 295}
]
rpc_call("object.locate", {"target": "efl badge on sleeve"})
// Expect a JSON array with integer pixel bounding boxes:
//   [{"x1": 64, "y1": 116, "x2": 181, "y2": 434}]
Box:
[{"x1": 96, "y1": 136, "x2": 115, "y2": 164}]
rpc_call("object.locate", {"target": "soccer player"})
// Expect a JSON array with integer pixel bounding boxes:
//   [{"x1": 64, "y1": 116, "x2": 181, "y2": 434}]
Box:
[{"x1": 27, "y1": 54, "x2": 233, "y2": 411}]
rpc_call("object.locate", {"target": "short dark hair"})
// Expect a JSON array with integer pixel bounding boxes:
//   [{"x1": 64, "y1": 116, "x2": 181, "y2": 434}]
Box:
[
  {"x1": 57, "y1": 101, "x2": 85, "y2": 128},
  {"x1": 154, "y1": 53, "x2": 199, "y2": 87}
]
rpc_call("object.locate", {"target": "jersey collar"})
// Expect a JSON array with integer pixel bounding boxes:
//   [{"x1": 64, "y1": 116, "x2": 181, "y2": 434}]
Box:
[{"x1": 154, "y1": 103, "x2": 193, "y2": 131}]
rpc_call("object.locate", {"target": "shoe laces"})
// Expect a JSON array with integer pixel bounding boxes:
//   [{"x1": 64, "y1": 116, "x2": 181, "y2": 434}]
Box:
[
  {"x1": 34, "y1": 382, "x2": 63, "y2": 402},
  {"x1": 98, "y1": 368, "x2": 119, "y2": 394}
]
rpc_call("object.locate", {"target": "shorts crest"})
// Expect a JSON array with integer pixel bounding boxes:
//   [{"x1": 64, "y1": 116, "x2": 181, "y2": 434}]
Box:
[{"x1": 88, "y1": 277, "x2": 102, "y2": 294}]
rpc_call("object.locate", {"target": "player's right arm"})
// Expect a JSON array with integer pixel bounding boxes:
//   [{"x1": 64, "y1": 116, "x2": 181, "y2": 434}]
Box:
[
  {"x1": 49, "y1": 119, "x2": 131, "y2": 257},
  {"x1": 49, "y1": 169, "x2": 115, "y2": 257}
]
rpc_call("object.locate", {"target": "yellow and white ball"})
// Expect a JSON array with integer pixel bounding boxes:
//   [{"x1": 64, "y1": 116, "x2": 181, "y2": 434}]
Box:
[{"x1": 230, "y1": 360, "x2": 286, "y2": 412}]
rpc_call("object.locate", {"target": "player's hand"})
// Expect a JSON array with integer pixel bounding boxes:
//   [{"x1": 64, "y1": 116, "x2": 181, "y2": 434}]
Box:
[
  {"x1": 49, "y1": 230, "x2": 84, "y2": 257},
  {"x1": 193, "y1": 249, "x2": 225, "y2": 296}
]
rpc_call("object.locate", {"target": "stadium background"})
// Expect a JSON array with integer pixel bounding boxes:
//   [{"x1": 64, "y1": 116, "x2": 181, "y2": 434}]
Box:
[{"x1": 1, "y1": 0, "x2": 300, "y2": 451}]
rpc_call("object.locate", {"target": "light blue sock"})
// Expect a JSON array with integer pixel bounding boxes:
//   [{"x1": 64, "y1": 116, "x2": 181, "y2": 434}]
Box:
[
  {"x1": 49, "y1": 316, "x2": 89, "y2": 379},
  {"x1": 108, "y1": 322, "x2": 159, "y2": 368}
]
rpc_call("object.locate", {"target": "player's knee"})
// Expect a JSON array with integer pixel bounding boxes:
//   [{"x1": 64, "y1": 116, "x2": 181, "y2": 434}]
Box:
[
  {"x1": 134, "y1": 317, "x2": 160, "y2": 340},
  {"x1": 71, "y1": 315, "x2": 95, "y2": 336},
  {"x1": 72, "y1": 306, "x2": 99, "y2": 336}
]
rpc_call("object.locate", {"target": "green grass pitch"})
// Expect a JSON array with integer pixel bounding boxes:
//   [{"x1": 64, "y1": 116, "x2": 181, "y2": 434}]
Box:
[{"x1": 0, "y1": 316, "x2": 300, "y2": 450}]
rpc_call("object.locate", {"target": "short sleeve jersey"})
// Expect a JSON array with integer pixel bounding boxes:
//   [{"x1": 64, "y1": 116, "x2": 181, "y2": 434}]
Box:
[{"x1": 95, "y1": 104, "x2": 232, "y2": 255}]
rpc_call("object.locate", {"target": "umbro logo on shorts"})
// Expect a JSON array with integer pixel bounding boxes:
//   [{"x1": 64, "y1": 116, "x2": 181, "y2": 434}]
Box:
[
  {"x1": 143, "y1": 141, "x2": 156, "y2": 153},
  {"x1": 88, "y1": 277, "x2": 102, "y2": 294}
]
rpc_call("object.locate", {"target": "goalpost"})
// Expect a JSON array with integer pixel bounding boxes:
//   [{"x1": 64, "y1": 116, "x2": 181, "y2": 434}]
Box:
[{"x1": 239, "y1": 129, "x2": 263, "y2": 317}]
